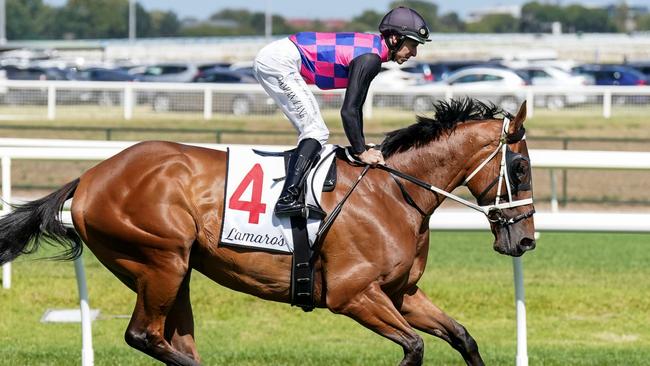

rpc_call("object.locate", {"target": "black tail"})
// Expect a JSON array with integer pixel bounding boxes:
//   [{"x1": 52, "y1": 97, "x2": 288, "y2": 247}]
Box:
[{"x1": 0, "y1": 178, "x2": 82, "y2": 265}]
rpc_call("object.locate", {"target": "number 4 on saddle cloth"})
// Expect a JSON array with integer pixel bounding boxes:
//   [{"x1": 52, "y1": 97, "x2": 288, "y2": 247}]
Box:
[{"x1": 220, "y1": 145, "x2": 337, "y2": 254}]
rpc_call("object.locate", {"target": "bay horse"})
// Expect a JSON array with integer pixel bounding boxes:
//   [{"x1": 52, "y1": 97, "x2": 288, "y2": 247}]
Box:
[{"x1": 0, "y1": 98, "x2": 535, "y2": 366}]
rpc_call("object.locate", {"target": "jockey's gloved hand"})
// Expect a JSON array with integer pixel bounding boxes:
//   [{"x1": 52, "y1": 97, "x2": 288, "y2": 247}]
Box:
[{"x1": 357, "y1": 149, "x2": 385, "y2": 166}]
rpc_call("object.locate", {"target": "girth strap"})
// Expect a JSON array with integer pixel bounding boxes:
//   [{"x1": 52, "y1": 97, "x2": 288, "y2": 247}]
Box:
[{"x1": 290, "y1": 215, "x2": 315, "y2": 312}]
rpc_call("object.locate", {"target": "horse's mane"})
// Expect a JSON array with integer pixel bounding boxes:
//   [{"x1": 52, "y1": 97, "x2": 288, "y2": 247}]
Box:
[{"x1": 381, "y1": 98, "x2": 513, "y2": 157}]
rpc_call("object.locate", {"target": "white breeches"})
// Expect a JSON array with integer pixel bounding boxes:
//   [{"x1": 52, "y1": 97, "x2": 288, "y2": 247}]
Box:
[{"x1": 253, "y1": 38, "x2": 329, "y2": 145}]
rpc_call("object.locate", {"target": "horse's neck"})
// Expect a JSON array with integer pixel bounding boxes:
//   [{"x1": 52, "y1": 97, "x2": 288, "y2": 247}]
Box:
[{"x1": 387, "y1": 126, "x2": 480, "y2": 214}]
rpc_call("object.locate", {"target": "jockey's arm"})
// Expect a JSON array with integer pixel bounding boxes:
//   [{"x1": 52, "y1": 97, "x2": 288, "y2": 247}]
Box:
[{"x1": 341, "y1": 53, "x2": 384, "y2": 165}]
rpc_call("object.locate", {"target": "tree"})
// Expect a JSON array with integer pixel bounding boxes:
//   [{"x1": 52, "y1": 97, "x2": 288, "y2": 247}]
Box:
[
  {"x1": 521, "y1": 1, "x2": 616, "y2": 33},
  {"x1": 438, "y1": 12, "x2": 464, "y2": 33},
  {"x1": 563, "y1": 5, "x2": 616, "y2": 33},
  {"x1": 149, "y1": 11, "x2": 181, "y2": 37},
  {"x1": 51, "y1": 0, "x2": 154, "y2": 39},
  {"x1": 520, "y1": 1, "x2": 563, "y2": 33},
  {"x1": 179, "y1": 8, "x2": 292, "y2": 37},
  {"x1": 637, "y1": 14, "x2": 650, "y2": 31},
  {"x1": 271, "y1": 15, "x2": 297, "y2": 35},
  {"x1": 467, "y1": 14, "x2": 519, "y2": 33},
  {"x1": 348, "y1": 10, "x2": 383, "y2": 32},
  {"x1": 6, "y1": 0, "x2": 56, "y2": 40},
  {"x1": 611, "y1": 1, "x2": 630, "y2": 32}
]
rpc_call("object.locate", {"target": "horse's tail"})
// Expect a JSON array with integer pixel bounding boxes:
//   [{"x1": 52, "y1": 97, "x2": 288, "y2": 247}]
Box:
[{"x1": 0, "y1": 178, "x2": 82, "y2": 265}]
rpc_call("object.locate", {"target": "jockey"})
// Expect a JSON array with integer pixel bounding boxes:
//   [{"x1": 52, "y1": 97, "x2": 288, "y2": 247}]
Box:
[{"x1": 253, "y1": 6, "x2": 431, "y2": 217}]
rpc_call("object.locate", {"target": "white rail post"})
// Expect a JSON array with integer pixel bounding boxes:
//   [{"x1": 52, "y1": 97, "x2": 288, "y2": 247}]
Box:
[
  {"x1": 603, "y1": 90, "x2": 612, "y2": 119},
  {"x1": 123, "y1": 86, "x2": 134, "y2": 120},
  {"x1": 514, "y1": 257, "x2": 528, "y2": 366},
  {"x1": 203, "y1": 88, "x2": 213, "y2": 120},
  {"x1": 1, "y1": 155, "x2": 11, "y2": 289},
  {"x1": 74, "y1": 256, "x2": 94, "y2": 366},
  {"x1": 47, "y1": 84, "x2": 56, "y2": 120},
  {"x1": 550, "y1": 169, "x2": 559, "y2": 213},
  {"x1": 445, "y1": 86, "x2": 453, "y2": 101}
]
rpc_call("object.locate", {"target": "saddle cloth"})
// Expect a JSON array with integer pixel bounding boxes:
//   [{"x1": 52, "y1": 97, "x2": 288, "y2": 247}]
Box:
[{"x1": 219, "y1": 145, "x2": 337, "y2": 253}]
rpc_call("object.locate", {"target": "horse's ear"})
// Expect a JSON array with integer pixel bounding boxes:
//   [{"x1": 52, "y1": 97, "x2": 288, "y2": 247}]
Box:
[{"x1": 508, "y1": 101, "x2": 527, "y2": 136}]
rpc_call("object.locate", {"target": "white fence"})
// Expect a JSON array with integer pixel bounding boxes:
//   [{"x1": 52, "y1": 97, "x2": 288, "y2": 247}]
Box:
[
  {"x1": 1, "y1": 138, "x2": 649, "y2": 366},
  {"x1": 1, "y1": 80, "x2": 650, "y2": 121}
]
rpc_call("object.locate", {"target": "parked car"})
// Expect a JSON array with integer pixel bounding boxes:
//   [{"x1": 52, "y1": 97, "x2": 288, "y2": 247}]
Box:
[
  {"x1": 624, "y1": 61, "x2": 650, "y2": 80},
  {"x1": 0, "y1": 65, "x2": 72, "y2": 105},
  {"x1": 572, "y1": 64, "x2": 649, "y2": 105},
  {"x1": 426, "y1": 60, "x2": 493, "y2": 81},
  {"x1": 67, "y1": 67, "x2": 140, "y2": 106},
  {"x1": 374, "y1": 61, "x2": 429, "y2": 87},
  {"x1": 514, "y1": 66, "x2": 592, "y2": 109},
  {"x1": 131, "y1": 63, "x2": 200, "y2": 83},
  {"x1": 405, "y1": 67, "x2": 530, "y2": 113},
  {"x1": 198, "y1": 62, "x2": 232, "y2": 72},
  {"x1": 228, "y1": 61, "x2": 255, "y2": 78},
  {"x1": 1, "y1": 65, "x2": 69, "y2": 80},
  {"x1": 72, "y1": 67, "x2": 140, "y2": 82},
  {"x1": 571, "y1": 64, "x2": 647, "y2": 86},
  {"x1": 398, "y1": 61, "x2": 434, "y2": 82},
  {"x1": 151, "y1": 68, "x2": 276, "y2": 115},
  {"x1": 373, "y1": 61, "x2": 432, "y2": 108}
]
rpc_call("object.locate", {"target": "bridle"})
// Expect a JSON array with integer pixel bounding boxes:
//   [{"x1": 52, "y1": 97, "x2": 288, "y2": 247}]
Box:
[
  {"x1": 375, "y1": 117, "x2": 535, "y2": 227},
  {"x1": 462, "y1": 117, "x2": 535, "y2": 226}
]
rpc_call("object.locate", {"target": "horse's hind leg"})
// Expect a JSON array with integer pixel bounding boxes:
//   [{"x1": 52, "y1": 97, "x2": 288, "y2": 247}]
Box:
[
  {"x1": 399, "y1": 287, "x2": 484, "y2": 366},
  {"x1": 164, "y1": 270, "x2": 200, "y2": 363},
  {"x1": 328, "y1": 282, "x2": 424, "y2": 366},
  {"x1": 125, "y1": 263, "x2": 200, "y2": 366}
]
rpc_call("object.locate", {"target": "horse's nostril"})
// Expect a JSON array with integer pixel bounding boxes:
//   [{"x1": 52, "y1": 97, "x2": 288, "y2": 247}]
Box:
[{"x1": 520, "y1": 237, "x2": 536, "y2": 250}]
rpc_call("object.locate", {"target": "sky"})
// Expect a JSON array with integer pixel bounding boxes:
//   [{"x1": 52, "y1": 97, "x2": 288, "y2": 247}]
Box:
[{"x1": 43, "y1": 1, "x2": 647, "y2": 20}]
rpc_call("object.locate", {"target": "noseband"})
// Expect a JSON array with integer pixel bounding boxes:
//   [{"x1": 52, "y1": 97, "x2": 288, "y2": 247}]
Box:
[{"x1": 378, "y1": 117, "x2": 535, "y2": 227}]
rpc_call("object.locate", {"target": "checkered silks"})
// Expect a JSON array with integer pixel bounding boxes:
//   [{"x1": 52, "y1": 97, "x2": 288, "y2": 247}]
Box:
[{"x1": 289, "y1": 32, "x2": 389, "y2": 90}]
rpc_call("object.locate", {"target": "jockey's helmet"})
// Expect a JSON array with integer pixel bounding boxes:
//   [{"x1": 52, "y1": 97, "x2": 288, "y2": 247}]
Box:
[{"x1": 379, "y1": 6, "x2": 431, "y2": 49}]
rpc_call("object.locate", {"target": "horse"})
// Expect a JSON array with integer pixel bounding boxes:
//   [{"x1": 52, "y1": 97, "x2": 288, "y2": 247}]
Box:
[{"x1": 0, "y1": 98, "x2": 535, "y2": 366}]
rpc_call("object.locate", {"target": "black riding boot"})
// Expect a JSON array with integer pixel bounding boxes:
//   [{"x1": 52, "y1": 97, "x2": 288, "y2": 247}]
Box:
[{"x1": 275, "y1": 138, "x2": 322, "y2": 217}]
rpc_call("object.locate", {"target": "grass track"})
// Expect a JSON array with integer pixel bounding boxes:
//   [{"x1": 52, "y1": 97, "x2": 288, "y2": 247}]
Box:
[{"x1": 0, "y1": 231, "x2": 648, "y2": 365}]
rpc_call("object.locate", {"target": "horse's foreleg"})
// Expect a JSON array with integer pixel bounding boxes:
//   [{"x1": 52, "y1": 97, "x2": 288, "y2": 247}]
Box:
[
  {"x1": 164, "y1": 270, "x2": 200, "y2": 364},
  {"x1": 328, "y1": 282, "x2": 424, "y2": 366},
  {"x1": 125, "y1": 264, "x2": 200, "y2": 366},
  {"x1": 399, "y1": 287, "x2": 484, "y2": 366}
]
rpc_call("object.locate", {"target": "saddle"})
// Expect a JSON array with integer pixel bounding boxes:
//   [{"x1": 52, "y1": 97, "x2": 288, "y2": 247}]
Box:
[{"x1": 220, "y1": 145, "x2": 342, "y2": 312}]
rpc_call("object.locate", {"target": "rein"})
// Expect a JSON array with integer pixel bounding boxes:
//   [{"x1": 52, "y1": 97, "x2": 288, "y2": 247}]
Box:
[{"x1": 313, "y1": 165, "x2": 370, "y2": 251}]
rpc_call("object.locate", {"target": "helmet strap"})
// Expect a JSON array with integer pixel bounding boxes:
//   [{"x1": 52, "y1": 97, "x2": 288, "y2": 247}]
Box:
[{"x1": 385, "y1": 34, "x2": 406, "y2": 61}]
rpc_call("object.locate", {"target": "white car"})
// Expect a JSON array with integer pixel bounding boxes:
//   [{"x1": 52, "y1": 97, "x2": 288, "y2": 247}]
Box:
[
  {"x1": 404, "y1": 67, "x2": 529, "y2": 113},
  {"x1": 515, "y1": 66, "x2": 593, "y2": 109},
  {"x1": 130, "y1": 63, "x2": 200, "y2": 83},
  {"x1": 373, "y1": 60, "x2": 430, "y2": 87},
  {"x1": 372, "y1": 61, "x2": 433, "y2": 108},
  {"x1": 228, "y1": 61, "x2": 255, "y2": 78}
]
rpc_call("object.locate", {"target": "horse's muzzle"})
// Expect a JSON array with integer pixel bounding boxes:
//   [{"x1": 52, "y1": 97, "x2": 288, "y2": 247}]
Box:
[
  {"x1": 519, "y1": 237, "x2": 536, "y2": 251},
  {"x1": 493, "y1": 236, "x2": 536, "y2": 257}
]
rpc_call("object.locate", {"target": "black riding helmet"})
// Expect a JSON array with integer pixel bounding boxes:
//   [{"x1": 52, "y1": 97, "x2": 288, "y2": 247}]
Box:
[{"x1": 379, "y1": 6, "x2": 431, "y2": 53}]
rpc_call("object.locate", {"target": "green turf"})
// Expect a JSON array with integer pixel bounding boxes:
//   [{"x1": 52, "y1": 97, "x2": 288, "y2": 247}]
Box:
[{"x1": 0, "y1": 231, "x2": 648, "y2": 365}]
